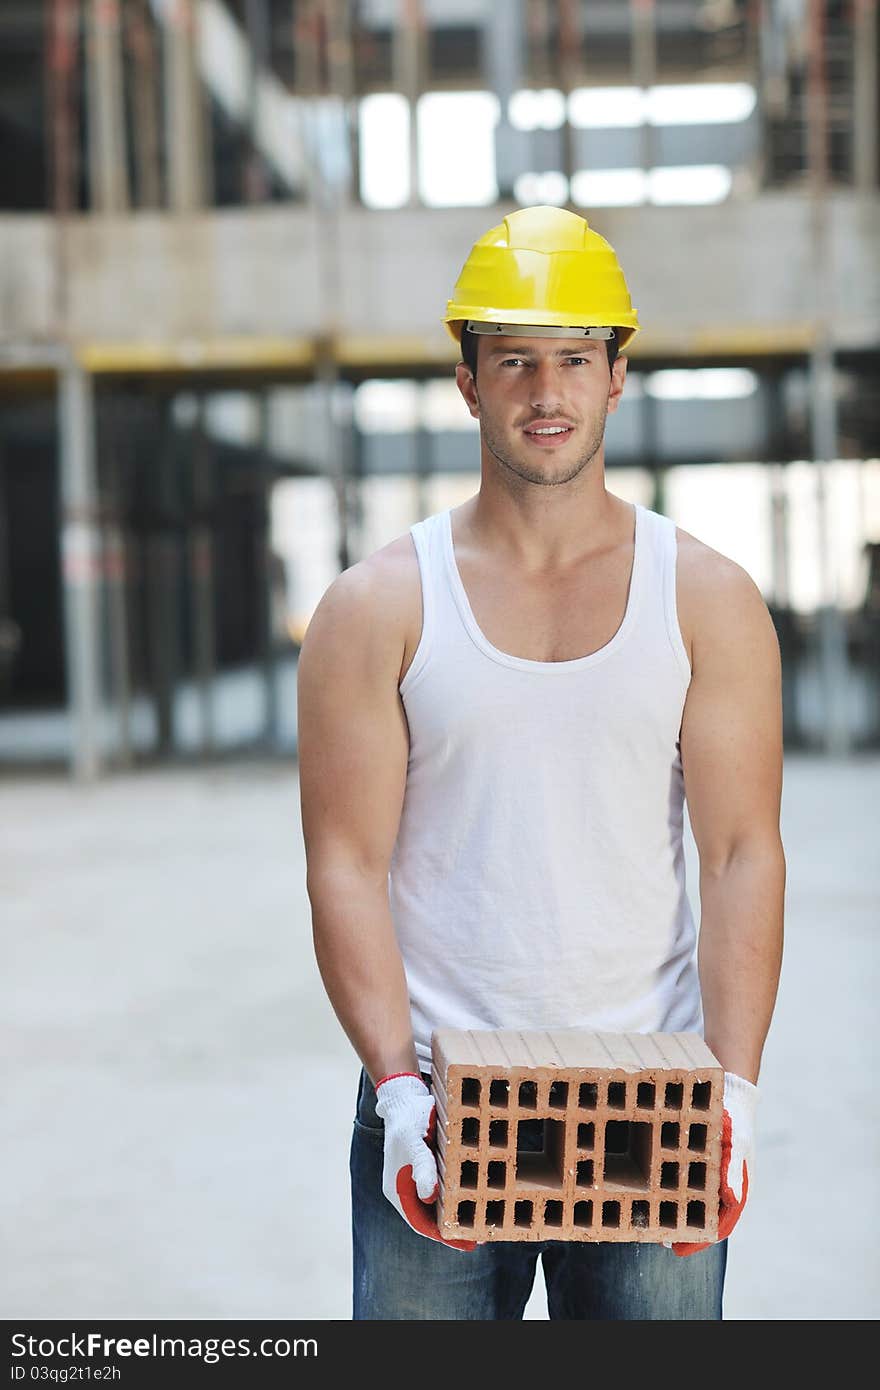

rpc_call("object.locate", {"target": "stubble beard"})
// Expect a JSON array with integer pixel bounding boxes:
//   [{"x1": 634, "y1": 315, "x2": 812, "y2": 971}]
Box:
[{"x1": 476, "y1": 392, "x2": 610, "y2": 487}]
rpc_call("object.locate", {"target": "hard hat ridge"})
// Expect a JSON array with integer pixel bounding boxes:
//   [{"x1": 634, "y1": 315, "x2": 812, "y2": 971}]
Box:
[{"x1": 443, "y1": 204, "x2": 640, "y2": 350}]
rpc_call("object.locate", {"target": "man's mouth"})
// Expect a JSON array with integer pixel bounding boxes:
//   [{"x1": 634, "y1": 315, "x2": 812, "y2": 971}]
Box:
[{"x1": 523, "y1": 421, "x2": 575, "y2": 445}]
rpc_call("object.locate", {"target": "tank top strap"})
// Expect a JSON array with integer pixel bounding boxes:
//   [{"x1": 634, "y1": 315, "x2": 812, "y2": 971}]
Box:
[
  {"x1": 650, "y1": 508, "x2": 691, "y2": 684},
  {"x1": 399, "y1": 511, "x2": 447, "y2": 697}
]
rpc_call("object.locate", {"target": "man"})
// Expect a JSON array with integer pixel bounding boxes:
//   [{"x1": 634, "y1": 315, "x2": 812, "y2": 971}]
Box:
[{"x1": 297, "y1": 205, "x2": 785, "y2": 1320}]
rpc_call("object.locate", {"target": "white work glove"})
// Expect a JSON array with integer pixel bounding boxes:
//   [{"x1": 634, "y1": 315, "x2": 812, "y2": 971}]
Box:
[
  {"x1": 374, "y1": 1072, "x2": 476, "y2": 1251},
  {"x1": 673, "y1": 1070, "x2": 759, "y2": 1255}
]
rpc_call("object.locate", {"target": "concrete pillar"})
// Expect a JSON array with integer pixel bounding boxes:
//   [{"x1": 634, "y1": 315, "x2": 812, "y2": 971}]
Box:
[
  {"x1": 48, "y1": 0, "x2": 80, "y2": 219},
  {"x1": 313, "y1": 352, "x2": 350, "y2": 574},
  {"x1": 256, "y1": 389, "x2": 281, "y2": 748},
  {"x1": 806, "y1": 0, "x2": 851, "y2": 754},
  {"x1": 323, "y1": 0, "x2": 358, "y2": 204},
  {"x1": 103, "y1": 410, "x2": 133, "y2": 767},
  {"x1": 345, "y1": 380, "x2": 365, "y2": 562},
  {"x1": 641, "y1": 379, "x2": 660, "y2": 496},
  {"x1": 649, "y1": 466, "x2": 666, "y2": 517},
  {"x1": 768, "y1": 458, "x2": 791, "y2": 613},
  {"x1": 853, "y1": 0, "x2": 878, "y2": 193},
  {"x1": 557, "y1": 0, "x2": 582, "y2": 188},
  {"x1": 85, "y1": 0, "x2": 130, "y2": 211},
  {"x1": 243, "y1": 0, "x2": 271, "y2": 203},
  {"x1": 414, "y1": 383, "x2": 432, "y2": 524},
  {"x1": 59, "y1": 361, "x2": 103, "y2": 781},
  {"x1": 630, "y1": 0, "x2": 657, "y2": 180},
  {"x1": 486, "y1": 0, "x2": 526, "y2": 200},
  {"x1": 148, "y1": 399, "x2": 182, "y2": 754},
  {"x1": 528, "y1": 0, "x2": 553, "y2": 87},
  {"x1": 128, "y1": 0, "x2": 163, "y2": 208},
  {"x1": 162, "y1": 0, "x2": 209, "y2": 211},
  {"x1": 768, "y1": 459, "x2": 802, "y2": 747},
  {"x1": 810, "y1": 342, "x2": 851, "y2": 754},
  {"x1": 394, "y1": 0, "x2": 426, "y2": 206},
  {"x1": 189, "y1": 395, "x2": 216, "y2": 755}
]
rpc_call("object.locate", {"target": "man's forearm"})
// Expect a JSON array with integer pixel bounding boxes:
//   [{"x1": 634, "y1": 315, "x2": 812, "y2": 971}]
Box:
[
  {"x1": 308, "y1": 867, "x2": 420, "y2": 1087},
  {"x1": 697, "y1": 846, "x2": 786, "y2": 1084}
]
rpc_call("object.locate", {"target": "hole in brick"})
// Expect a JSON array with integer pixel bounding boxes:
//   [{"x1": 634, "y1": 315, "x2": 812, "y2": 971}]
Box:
[
  {"x1": 631, "y1": 1200, "x2": 650, "y2": 1228},
  {"x1": 688, "y1": 1162, "x2": 707, "y2": 1190},
  {"x1": 687, "y1": 1200, "x2": 706, "y2": 1229},
  {"x1": 637, "y1": 1082, "x2": 656, "y2": 1109},
  {"x1": 577, "y1": 1122, "x2": 594, "y2": 1149},
  {"x1": 548, "y1": 1080, "x2": 568, "y2": 1109},
  {"x1": 515, "y1": 1118, "x2": 565, "y2": 1189},
  {"x1": 461, "y1": 1117, "x2": 479, "y2": 1147},
  {"x1": 518, "y1": 1081, "x2": 538, "y2": 1109},
  {"x1": 665, "y1": 1082, "x2": 684, "y2": 1109},
  {"x1": 516, "y1": 1117, "x2": 543, "y2": 1150},
  {"x1": 544, "y1": 1200, "x2": 563, "y2": 1227},
  {"x1": 661, "y1": 1121, "x2": 680, "y2": 1150},
  {"x1": 576, "y1": 1159, "x2": 594, "y2": 1187},
  {"x1": 659, "y1": 1201, "x2": 678, "y2": 1229},
  {"x1": 688, "y1": 1123, "x2": 707, "y2": 1153},
  {"x1": 490, "y1": 1079, "x2": 509, "y2": 1107},
  {"x1": 578, "y1": 1082, "x2": 598, "y2": 1109},
  {"x1": 460, "y1": 1160, "x2": 478, "y2": 1189},
  {"x1": 487, "y1": 1160, "x2": 506, "y2": 1189},
  {"x1": 661, "y1": 1161, "x2": 680, "y2": 1190},
  {"x1": 457, "y1": 1200, "x2": 476, "y2": 1227},
  {"x1": 514, "y1": 1200, "x2": 533, "y2": 1228},
  {"x1": 460, "y1": 1077, "x2": 480, "y2": 1107},
  {"x1": 489, "y1": 1119, "x2": 508, "y2": 1148},
  {"x1": 603, "y1": 1120, "x2": 653, "y2": 1191},
  {"x1": 574, "y1": 1200, "x2": 593, "y2": 1229},
  {"x1": 691, "y1": 1081, "x2": 711, "y2": 1110},
  {"x1": 608, "y1": 1081, "x2": 626, "y2": 1109},
  {"x1": 486, "y1": 1200, "x2": 505, "y2": 1227},
  {"x1": 602, "y1": 1200, "x2": 621, "y2": 1228}
]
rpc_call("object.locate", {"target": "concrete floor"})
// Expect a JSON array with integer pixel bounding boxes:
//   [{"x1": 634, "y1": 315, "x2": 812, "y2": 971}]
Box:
[{"x1": 2, "y1": 751, "x2": 877, "y2": 1321}]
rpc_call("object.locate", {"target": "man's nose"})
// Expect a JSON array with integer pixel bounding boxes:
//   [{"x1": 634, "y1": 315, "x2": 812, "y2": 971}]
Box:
[{"x1": 528, "y1": 359, "x2": 564, "y2": 412}]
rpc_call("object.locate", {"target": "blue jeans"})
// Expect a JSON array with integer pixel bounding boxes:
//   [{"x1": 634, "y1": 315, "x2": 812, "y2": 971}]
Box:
[{"x1": 350, "y1": 1066, "x2": 727, "y2": 1320}]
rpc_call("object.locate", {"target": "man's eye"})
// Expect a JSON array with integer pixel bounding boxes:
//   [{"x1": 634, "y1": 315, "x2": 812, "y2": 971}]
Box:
[
  {"x1": 565, "y1": 357, "x2": 588, "y2": 366},
  {"x1": 500, "y1": 358, "x2": 526, "y2": 367}
]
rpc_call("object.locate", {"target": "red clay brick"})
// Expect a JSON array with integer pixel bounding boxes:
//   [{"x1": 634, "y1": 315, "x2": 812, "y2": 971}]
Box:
[{"x1": 431, "y1": 1028, "x2": 723, "y2": 1244}]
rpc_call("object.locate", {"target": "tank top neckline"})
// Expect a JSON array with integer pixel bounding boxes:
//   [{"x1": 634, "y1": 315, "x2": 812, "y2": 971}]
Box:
[{"x1": 441, "y1": 501, "x2": 647, "y2": 673}]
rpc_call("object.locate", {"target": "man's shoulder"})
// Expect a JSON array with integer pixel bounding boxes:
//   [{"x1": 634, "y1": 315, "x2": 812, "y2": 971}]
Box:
[
  {"x1": 673, "y1": 525, "x2": 778, "y2": 670},
  {"x1": 353, "y1": 527, "x2": 423, "y2": 611},
  {"x1": 301, "y1": 528, "x2": 422, "y2": 678},
  {"x1": 674, "y1": 524, "x2": 766, "y2": 605}
]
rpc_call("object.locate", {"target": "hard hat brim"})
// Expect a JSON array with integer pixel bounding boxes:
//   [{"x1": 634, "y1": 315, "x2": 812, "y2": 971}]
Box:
[
  {"x1": 444, "y1": 309, "x2": 639, "y2": 351},
  {"x1": 464, "y1": 320, "x2": 616, "y2": 340}
]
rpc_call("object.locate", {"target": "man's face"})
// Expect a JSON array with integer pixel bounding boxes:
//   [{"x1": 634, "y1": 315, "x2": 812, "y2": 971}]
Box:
[{"x1": 455, "y1": 334, "x2": 627, "y2": 488}]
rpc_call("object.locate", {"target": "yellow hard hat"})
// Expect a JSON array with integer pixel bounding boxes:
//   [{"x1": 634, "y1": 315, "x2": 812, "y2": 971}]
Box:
[{"x1": 443, "y1": 204, "x2": 640, "y2": 351}]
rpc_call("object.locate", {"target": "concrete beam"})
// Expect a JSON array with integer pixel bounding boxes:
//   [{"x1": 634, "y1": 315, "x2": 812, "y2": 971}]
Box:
[{"x1": 0, "y1": 196, "x2": 877, "y2": 360}]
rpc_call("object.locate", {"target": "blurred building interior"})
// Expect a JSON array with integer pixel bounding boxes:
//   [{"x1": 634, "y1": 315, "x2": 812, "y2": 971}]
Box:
[{"x1": 0, "y1": 0, "x2": 878, "y2": 776}]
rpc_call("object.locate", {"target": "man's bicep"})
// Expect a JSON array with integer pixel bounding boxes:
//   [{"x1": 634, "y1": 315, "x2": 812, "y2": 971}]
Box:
[
  {"x1": 680, "y1": 563, "x2": 784, "y2": 874},
  {"x1": 296, "y1": 567, "x2": 410, "y2": 889}
]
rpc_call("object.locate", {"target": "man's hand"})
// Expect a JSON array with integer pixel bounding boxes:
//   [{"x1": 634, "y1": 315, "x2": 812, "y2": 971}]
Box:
[
  {"x1": 673, "y1": 1070, "x2": 758, "y2": 1256},
  {"x1": 374, "y1": 1073, "x2": 476, "y2": 1251}
]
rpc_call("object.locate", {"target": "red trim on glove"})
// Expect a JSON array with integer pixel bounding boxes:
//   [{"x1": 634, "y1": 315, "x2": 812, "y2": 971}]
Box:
[
  {"x1": 375, "y1": 1071, "x2": 424, "y2": 1090},
  {"x1": 673, "y1": 1109, "x2": 749, "y2": 1257},
  {"x1": 395, "y1": 1167, "x2": 477, "y2": 1251}
]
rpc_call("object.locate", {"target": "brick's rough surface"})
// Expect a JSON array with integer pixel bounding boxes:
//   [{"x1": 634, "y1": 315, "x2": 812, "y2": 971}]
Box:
[{"x1": 431, "y1": 1028, "x2": 724, "y2": 1244}]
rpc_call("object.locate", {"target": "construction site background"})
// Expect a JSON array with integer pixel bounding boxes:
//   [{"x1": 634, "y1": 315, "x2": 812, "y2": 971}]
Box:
[{"x1": 1, "y1": 0, "x2": 877, "y2": 1321}]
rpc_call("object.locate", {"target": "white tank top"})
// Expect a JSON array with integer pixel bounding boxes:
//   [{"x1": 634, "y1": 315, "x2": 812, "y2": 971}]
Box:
[{"x1": 389, "y1": 501, "x2": 703, "y2": 1071}]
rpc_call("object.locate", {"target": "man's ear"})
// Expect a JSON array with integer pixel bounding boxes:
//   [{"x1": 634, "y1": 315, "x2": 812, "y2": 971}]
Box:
[
  {"x1": 455, "y1": 362, "x2": 480, "y2": 420},
  {"x1": 606, "y1": 354, "x2": 628, "y2": 415}
]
